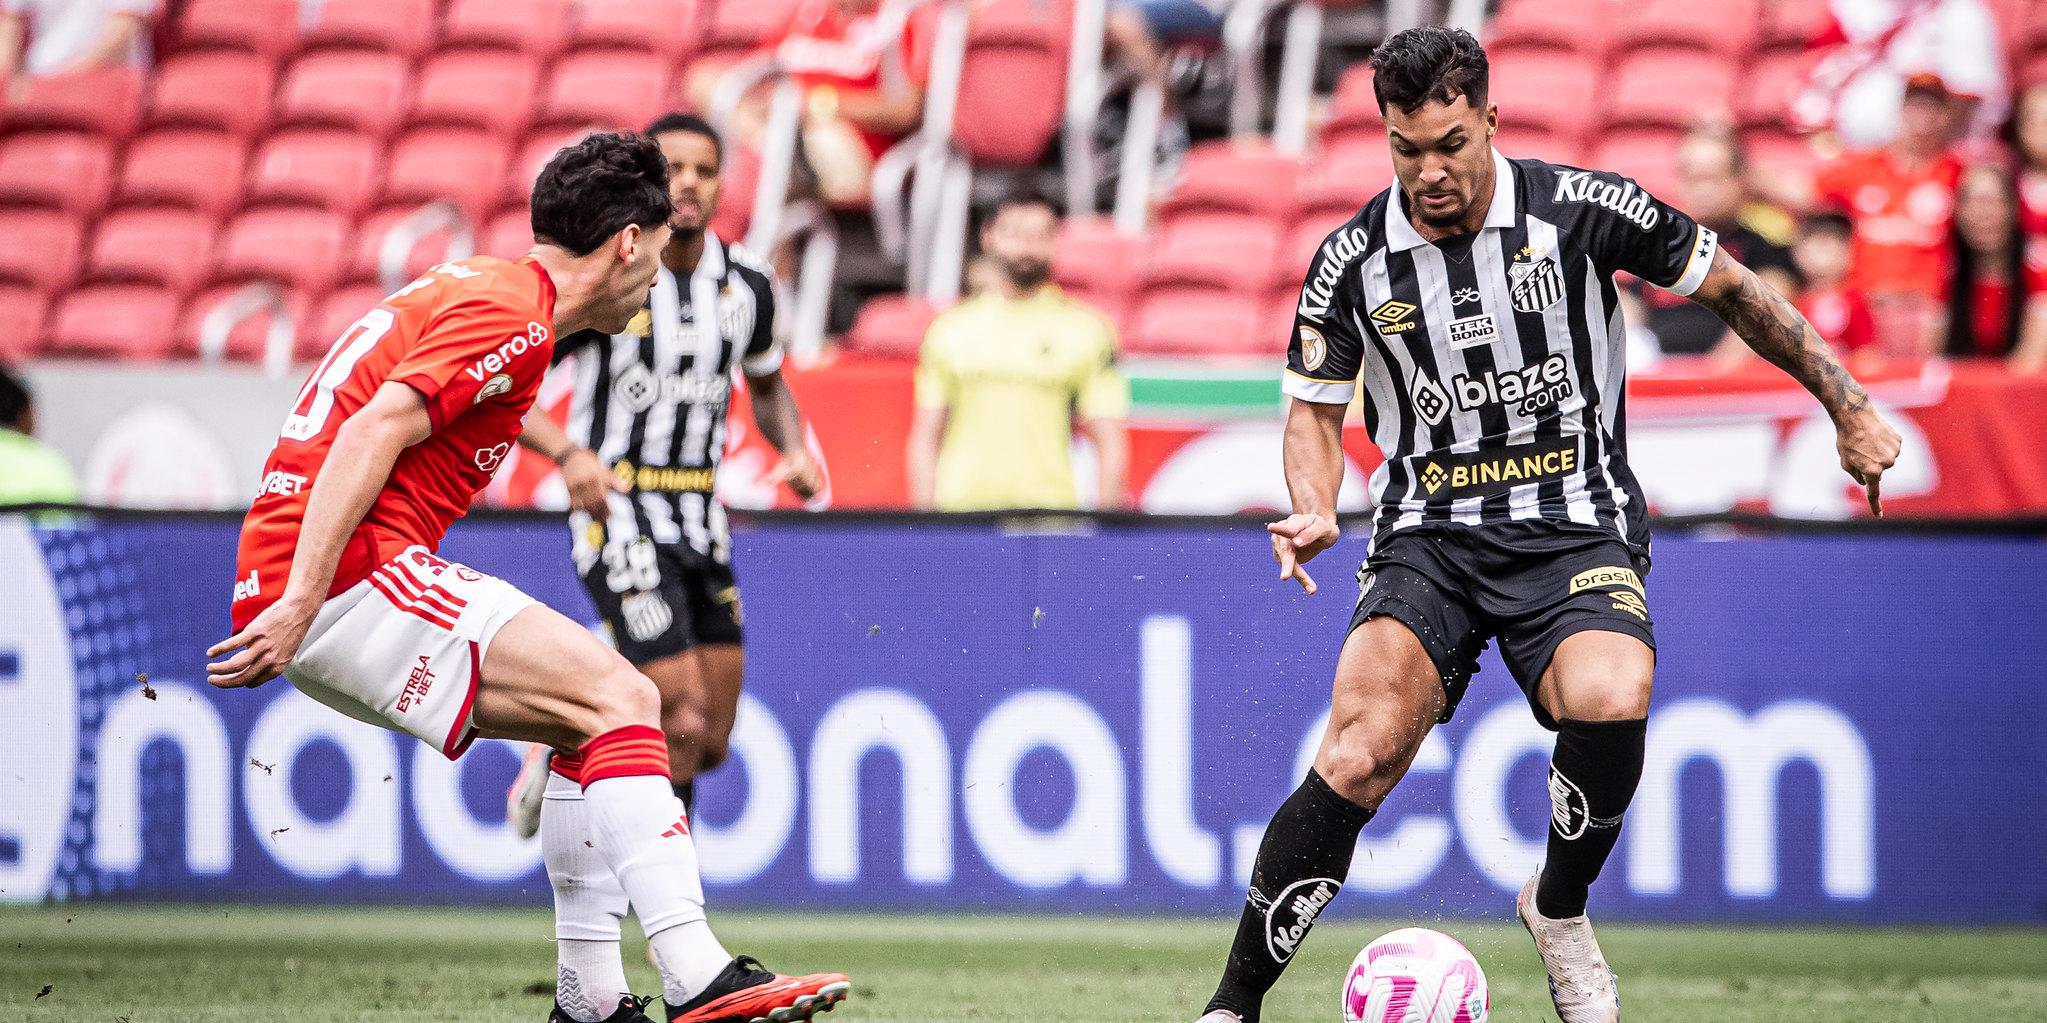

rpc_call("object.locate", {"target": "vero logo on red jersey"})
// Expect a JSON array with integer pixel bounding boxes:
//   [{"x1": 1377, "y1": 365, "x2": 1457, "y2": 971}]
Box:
[{"x1": 462, "y1": 321, "x2": 550, "y2": 382}]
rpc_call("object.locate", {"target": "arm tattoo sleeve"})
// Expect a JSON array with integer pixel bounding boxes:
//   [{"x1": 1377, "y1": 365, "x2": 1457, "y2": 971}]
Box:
[{"x1": 1695, "y1": 254, "x2": 1871, "y2": 417}]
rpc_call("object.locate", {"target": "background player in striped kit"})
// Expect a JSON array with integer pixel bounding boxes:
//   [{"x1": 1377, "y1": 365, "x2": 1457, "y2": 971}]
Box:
[{"x1": 1197, "y1": 27, "x2": 1902, "y2": 1023}]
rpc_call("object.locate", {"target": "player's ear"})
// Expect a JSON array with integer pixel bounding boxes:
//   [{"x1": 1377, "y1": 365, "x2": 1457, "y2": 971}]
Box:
[
  {"x1": 1484, "y1": 99, "x2": 1498, "y2": 139},
  {"x1": 617, "y1": 222, "x2": 643, "y2": 263}
]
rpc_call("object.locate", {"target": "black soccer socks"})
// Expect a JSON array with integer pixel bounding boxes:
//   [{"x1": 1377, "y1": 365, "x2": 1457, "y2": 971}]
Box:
[
  {"x1": 1535, "y1": 717, "x2": 1647, "y2": 919},
  {"x1": 1205, "y1": 769, "x2": 1374, "y2": 1022}
]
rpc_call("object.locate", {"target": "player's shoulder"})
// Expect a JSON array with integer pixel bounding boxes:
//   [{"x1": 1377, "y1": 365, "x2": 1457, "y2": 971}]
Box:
[
  {"x1": 1298, "y1": 199, "x2": 1386, "y2": 319},
  {"x1": 723, "y1": 238, "x2": 775, "y2": 282},
  {"x1": 1514, "y1": 156, "x2": 1670, "y2": 232}
]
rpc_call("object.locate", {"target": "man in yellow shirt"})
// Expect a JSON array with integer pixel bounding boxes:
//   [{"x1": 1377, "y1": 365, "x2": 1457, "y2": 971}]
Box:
[
  {"x1": 0, "y1": 364, "x2": 78, "y2": 507},
  {"x1": 907, "y1": 193, "x2": 1130, "y2": 511}
]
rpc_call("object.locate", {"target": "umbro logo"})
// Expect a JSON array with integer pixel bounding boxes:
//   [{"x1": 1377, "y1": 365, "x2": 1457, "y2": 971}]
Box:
[{"x1": 1370, "y1": 300, "x2": 1418, "y2": 334}]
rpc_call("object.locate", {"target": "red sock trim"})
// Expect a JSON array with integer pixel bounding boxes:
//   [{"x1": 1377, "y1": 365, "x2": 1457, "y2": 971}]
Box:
[
  {"x1": 550, "y1": 752, "x2": 583, "y2": 785},
  {"x1": 579, "y1": 724, "x2": 671, "y2": 787}
]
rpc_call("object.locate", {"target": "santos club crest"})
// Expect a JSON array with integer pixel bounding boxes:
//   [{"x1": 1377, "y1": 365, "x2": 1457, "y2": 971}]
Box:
[{"x1": 1509, "y1": 255, "x2": 1564, "y2": 313}]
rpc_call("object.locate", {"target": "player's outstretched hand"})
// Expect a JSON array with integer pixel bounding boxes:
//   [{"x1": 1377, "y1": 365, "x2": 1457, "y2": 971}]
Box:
[
  {"x1": 205, "y1": 595, "x2": 318, "y2": 689},
  {"x1": 1835, "y1": 404, "x2": 1902, "y2": 517},
  {"x1": 1267, "y1": 512, "x2": 1340, "y2": 595},
  {"x1": 766, "y1": 448, "x2": 824, "y2": 500},
  {"x1": 561, "y1": 448, "x2": 627, "y2": 519}
]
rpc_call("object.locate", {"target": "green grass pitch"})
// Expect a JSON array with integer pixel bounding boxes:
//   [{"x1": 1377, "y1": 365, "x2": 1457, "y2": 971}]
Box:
[{"x1": 2, "y1": 906, "x2": 2043, "y2": 1022}]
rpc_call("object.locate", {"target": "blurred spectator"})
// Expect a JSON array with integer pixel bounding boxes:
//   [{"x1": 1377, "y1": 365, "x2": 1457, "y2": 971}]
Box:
[
  {"x1": 1937, "y1": 164, "x2": 2045, "y2": 361},
  {"x1": 0, "y1": 0, "x2": 154, "y2": 87},
  {"x1": 1815, "y1": 71, "x2": 1962, "y2": 354},
  {"x1": 1103, "y1": 0, "x2": 1221, "y2": 169},
  {"x1": 1800, "y1": 0, "x2": 2006, "y2": 146},
  {"x1": 1636, "y1": 130, "x2": 1799, "y2": 357},
  {"x1": 0, "y1": 365, "x2": 78, "y2": 506},
  {"x1": 2012, "y1": 83, "x2": 2047, "y2": 299},
  {"x1": 1793, "y1": 211, "x2": 1878, "y2": 354},
  {"x1": 693, "y1": 0, "x2": 935, "y2": 207},
  {"x1": 906, "y1": 192, "x2": 1129, "y2": 512}
]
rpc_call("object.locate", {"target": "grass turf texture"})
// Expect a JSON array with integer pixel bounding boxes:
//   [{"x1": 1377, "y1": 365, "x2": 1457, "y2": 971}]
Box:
[{"x1": 2, "y1": 907, "x2": 2043, "y2": 1022}]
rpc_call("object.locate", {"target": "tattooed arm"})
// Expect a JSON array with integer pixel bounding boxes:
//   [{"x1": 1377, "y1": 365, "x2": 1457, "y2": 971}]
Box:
[{"x1": 1689, "y1": 246, "x2": 1903, "y2": 515}]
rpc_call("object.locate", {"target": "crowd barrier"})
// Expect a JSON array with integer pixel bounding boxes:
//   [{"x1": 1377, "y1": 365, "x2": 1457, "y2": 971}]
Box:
[{"x1": 1, "y1": 510, "x2": 2042, "y2": 924}]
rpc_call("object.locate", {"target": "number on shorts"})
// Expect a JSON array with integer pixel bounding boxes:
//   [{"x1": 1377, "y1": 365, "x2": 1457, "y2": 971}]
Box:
[
  {"x1": 281, "y1": 307, "x2": 397, "y2": 442},
  {"x1": 604, "y1": 537, "x2": 660, "y2": 594}
]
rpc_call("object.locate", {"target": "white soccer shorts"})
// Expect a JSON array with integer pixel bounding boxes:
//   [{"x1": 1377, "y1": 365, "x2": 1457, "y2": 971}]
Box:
[{"x1": 285, "y1": 545, "x2": 537, "y2": 759}]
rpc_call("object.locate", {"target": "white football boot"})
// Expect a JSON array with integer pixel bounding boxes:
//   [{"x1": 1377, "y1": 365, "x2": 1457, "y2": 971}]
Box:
[
  {"x1": 505, "y1": 742, "x2": 550, "y2": 839},
  {"x1": 1194, "y1": 1011, "x2": 1243, "y2": 1023},
  {"x1": 1517, "y1": 875, "x2": 1621, "y2": 1023}
]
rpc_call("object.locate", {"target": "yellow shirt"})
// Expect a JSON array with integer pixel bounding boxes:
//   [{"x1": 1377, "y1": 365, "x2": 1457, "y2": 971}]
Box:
[{"x1": 915, "y1": 286, "x2": 1129, "y2": 511}]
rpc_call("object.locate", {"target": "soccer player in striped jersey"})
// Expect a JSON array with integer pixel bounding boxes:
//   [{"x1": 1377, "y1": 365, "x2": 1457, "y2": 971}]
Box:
[{"x1": 1196, "y1": 28, "x2": 1901, "y2": 1023}]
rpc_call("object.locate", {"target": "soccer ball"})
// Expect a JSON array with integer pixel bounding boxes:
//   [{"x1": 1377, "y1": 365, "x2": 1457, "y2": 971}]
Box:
[{"x1": 1341, "y1": 927, "x2": 1489, "y2": 1023}]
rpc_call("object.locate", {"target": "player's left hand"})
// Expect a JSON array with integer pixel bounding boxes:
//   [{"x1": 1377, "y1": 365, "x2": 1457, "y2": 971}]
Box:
[
  {"x1": 205, "y1": 594, "x2": 319, "y2": 689},
  {"x1": 1834, "y1": 404, "x2": 1902, "y2": 517},
  {"x1": 767, "y1": 448, "x2": 823, "y2": 499}
]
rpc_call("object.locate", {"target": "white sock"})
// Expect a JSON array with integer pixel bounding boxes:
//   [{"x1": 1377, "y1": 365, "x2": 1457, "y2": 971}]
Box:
[
  {"x1": 543, "y1": 772, "x2": 631, "y2": 1022},
  {"x1": 582, "y1": 772, "x2": 733, "y2": 1006}
]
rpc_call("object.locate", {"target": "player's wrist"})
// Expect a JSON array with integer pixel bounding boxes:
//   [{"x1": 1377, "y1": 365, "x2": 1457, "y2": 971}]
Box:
[{"x1": 553, "y1": 445, "x2": 591, "y2": 468}]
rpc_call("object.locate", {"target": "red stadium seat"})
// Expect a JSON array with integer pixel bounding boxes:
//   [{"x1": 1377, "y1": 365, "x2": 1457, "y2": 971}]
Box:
[
  {"x1": 411, "y1": 51, "x2": 541, "y2": 134},
  {"x1": 1739, "y1": 49, "x2": 1816, "y2": 132},
  {"x1": 45, "y1": 285, "x2": 181, "y2": 360},
  {"x1": 1324, "y1": 63, "x2": 1383, "y2": 143},
  {"x1": 843, "y1": 294, "x2": 942, "y2": 358},
  {"x1": 1159, "y1": 141, "x2": 1303, "y2": 222},
  {"x1": 1613, "y1": 0, "x2": 1758, "y2": 57},
  {"x1": 1602, "y1": 52, "x2": 1736, "y2": 132},
  {"x1": 1063, "y1": 287, "x2": 1131, "y2": 338},
  {"x1": 173, "y1": 0, "x2": 299, "y2": 57},
  {"x1": 504, "y1": 127, "x2": 593, "y2": 208},
  {"x1": 246, "y1": 130, "x2": 384, "y2": 216},
  {"x1": 706, "y1": 0, "x2": 803, "y2": 49},
  {"x1": 481, "y1": 205, "x2": 536, "y2": 258},
  {"x1": 1277, "y1": 218, "x2": 1329, "y2": 297},
  {"x1": 4, "y1": 67, "x2": 143, "y2": 136},
  {"x1": 0, "y1": 210, "x2": 85, "y2": 292},
  {"x1": 306, "y1": 283, "x2": 393, "y2": 355},
  {"x1": 84, "y1": 208, "x2": 218, "y2": 291},
  {"x1": 443, "y1": 0, "x2": 572, "y2": 57},
  {"x1": 1143, "y1": 214, "x2": 1286, "y2": 296},
  {"x1": 383, "y1": 129, "x2": 511, "y2": 218},
  {"x1": 300, "y1": 0, "x2": 437, "y2": 56},
  {"x1": 275, "y1": 51, "x2": 413, "y2": 137},
  {"x1": 213, "y1": 207, "x2": 352, "y2": 292},
  {"x1": 1756, "y1": 0, "x2": 1831, "y2": 53},
  {"x1": 1744, "y1": 127, "x2": 1820, "y2": 190},
  {"x1": 537, "y1": 50, "x2": 676, "y2": 130},
  {"x1": 147, "y1": 51, "x2": 275, "y2": 135},
  {"x1": 572, "y1": 0, "x2": 703, "y2": 60},
  {"x1": 0, "y1": 132, "x2": 113, "y2": 214},
  {"x1": 1489, "y1": 50, "x2": 1600, "y2": 144},
  {"x1": 0, "y1": 285, "x2": 49, "y2": 361},
  {"x1": 348, "y1": 204, "x2": 473, "y2": 287},
  {"x1": 1299, "y1": 138, "x2": 1392, "y2": 221},
  {"x1": 1052, "y1": 217, "x2": 1146, "y2": 301},
  {"x1": 1484, "y1": 0, "x2": 1616, "y2": 58},
  {"x1": 950, "y1": 0, "x2": 1071, "y2": 166},
  {"x1": 1127, "y1": 289, "x2": 1265, "y2": 357},
  {"x1": 1587, "y1": 129, "x2": 1684, "y2": 204},
  {"x1": 117, "y1": 130, "x2": 248, "y2": 213},
  {"x1": 177, "y1": 284, "x2": 313, "y2": 362}
]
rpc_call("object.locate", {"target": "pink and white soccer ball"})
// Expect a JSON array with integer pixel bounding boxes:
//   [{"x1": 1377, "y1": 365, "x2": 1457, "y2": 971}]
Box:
[{"x1": 1341, "y1": 927, "x2": 1489, "y2": 1023}]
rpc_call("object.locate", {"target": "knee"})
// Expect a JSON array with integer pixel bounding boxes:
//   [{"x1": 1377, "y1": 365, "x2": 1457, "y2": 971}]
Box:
[
  {"x1": 576, "y1": 662, "x2": 661, "y2": 741},
  {"x1": 696, "y1": 737, "x2": 730, "y2": 772},
  {"x1": 1553, "y1": 668, "x2": 1653, "y2": 722},
  {"x1": 1314, "y1": 722, "x2": 1424, "y2": 810}
]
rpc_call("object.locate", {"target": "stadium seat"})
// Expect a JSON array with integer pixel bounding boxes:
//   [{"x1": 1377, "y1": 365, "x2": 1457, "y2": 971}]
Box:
[
  {"x1": 504, "y1": 127, "x2": 592, "y2": 209},
  {"x1": 1483, "y1": 0, "x2": 1616, "y2": 58},
  {"x1": 1052, "y1": 217, "x2": 1145, "y2": 301},
  {"x1": 0, "y1": 285, "x2": 49, "y2": 361},
  {"x1": 951, "y1": 0, "x2": 1071, "y2": 167},
  {"x1": 1587, "y1": 129, "x2": 1684, "y2": 203},
  {"x1": 348, "y1": 203, "x2": 473, "y2": 287},
  {"x1": 843, "y1": 294, "x2": 942, "y2": 358},
  {"x1": 246, "y1": 130, "x2": 385, "y2": 216},
  {"x1": 177, "y1": 284, "x2": 313, "y2": 362},
  {"x1": 116, "y1": 130, "x2": 248, "y2": 213},
  {"x1": 537, "y1": 50, "x2": 676, "y2": 131},
  {"x1": 1738, "y1": 49, "x2": 1816, "y2": 132},
  {"x1": 173, "y1": 0, "x2": 299, "y2": 57},
  {"x1": 442, "y1": 0, "x2": 572, "y2": 57},
  {"x1": 1299, "y1": 138, "x2": 1392, "y2": 221},
  {"x1": 1601, "y1": 53, "x2": 1736, "y2": 132},
  {"x1": 1127, "y1": 289, "x2": 1266, "y2": 357},
  {"x1": 1324, "y1": 63, "x2": 1382, "y2": 144},
  {"x1": 1613, "y1": 0, "x2": 1758, "y2": 57},
  {"x1": 147, "y1": 51, "x2": 276, "y2": 135},
  {"x1": 0, "y1": 133, "x2": 113, "y2": 215},
  {"x1": 1064, "y1": 288, "x2": 1132, "y2": 338},
  {"x1": 300, "y1": 0, "x2": 437, "y2": 56},
  {"x1": 1277, "y1": 218, "x2": 1329, "y2": 297},
  {"x1": 382, "y1": 129, "x2": 512, "y2": 219},
  {"x1": 480, "y1": 205, "x2": 536, "y2": 258},
  {"x1": 213, "y1": 207, "x2": 352, "y2": 292},
  {"x1": 411, "y1": 51, "x2": 542, "y2": 134},
  {"x1": 274, "y1": 51, "x2": 413, "y2": 137},
  {"x1": 1143, "y1": 214, "x2": 1286, "y2": 296},
  {"x1": 1159, "y1": 142, "x2": 1303, "y2": 223},
  {"x1": 1744, "y1": 127, "x2": 1820, "y2": 190},
  {"x1": 706, "y1": 0, "x2": 803, "y2": 50},
  {"x1": 45, "y1": 284, "x2": 181, "y2": 360},
  {"x1": 1497, "y1": 126, "x2": 1584, "y2": 167},
  {"x1": 4, "y1": 67, "x2": 143, "y2": 136},
  {"x1": 1755, "y1": 0, "x2": 1830, "y2": 53},
  {"x1": 0, "y1": 210, "x2": 85, "y2": 293},
  {"x1": 305, "y1": 283, "x2": 392, "y2": 356},
  {"x1": 1488, "y1": 51, "x2": 1600, "y2": 144},
  {"x1": 571, "y1": 0, "x2": 702, "y2": 60},
  {"x1": 83, "y1": 208, "x2": 218, "y2": 291}
]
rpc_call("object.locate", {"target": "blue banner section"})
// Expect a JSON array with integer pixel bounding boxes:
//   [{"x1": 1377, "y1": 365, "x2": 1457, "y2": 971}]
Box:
[{"x1": 1, "y1": 513, "x2": 2042, "y2": 923}]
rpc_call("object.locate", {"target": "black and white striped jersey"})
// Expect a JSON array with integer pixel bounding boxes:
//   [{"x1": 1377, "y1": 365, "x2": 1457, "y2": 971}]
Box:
[
  {"x1": 1285, "y1": 149, "x2": 1718, "y2": 552},
  {"x1": 552, "y1": 231, "x2": 780, "y2": 567}
]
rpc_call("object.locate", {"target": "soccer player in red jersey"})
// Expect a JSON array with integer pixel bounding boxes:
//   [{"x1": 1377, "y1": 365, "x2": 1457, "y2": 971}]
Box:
[{"x1": 206, "y1": 133, "x2": 850, "y2": 1023}]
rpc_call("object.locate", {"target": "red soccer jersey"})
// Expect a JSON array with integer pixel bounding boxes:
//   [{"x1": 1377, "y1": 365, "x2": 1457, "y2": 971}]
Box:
[
  {"x1": 1797, "y1": 283, "x2": 1878, "y2": 353},
  {"x1": 1815, "y1": 147, "x2": 1962, "y2": 300},
  {"x1": 769, "y1": 0, "x2": 936, "y2": 158},
  {"x1": 231, "y1": 257, "x2": 557, "y2": 631}
]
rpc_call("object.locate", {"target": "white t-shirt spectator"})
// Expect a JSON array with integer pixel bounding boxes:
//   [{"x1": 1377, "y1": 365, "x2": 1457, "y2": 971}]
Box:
[{"x1": 3, "y1": 0, "x2": 155, "y2": 77}]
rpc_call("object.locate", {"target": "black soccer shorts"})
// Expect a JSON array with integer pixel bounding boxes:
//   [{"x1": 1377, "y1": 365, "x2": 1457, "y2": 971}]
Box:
[
  {"x1": 1346, "y1": 520, "x2": 1655, "y2": 730},
  {"x1": 579, "y1": 537, "x2": 744, "y2": 666}
]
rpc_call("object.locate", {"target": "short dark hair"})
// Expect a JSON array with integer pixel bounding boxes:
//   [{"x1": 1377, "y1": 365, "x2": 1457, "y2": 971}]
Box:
[
  {"x1": 1369, "y1": 26, "x2": 1489, "y2": 115},
  {"x1": 644, "y1": 112, "x2": 724, "y2": 166},
  {"x1": 0, "y1": 364, "x2": 29, "y2": 431},
  {"x1": 530, "y1": 132, "x2": 672, "y2": 256},
  {"x1": 1801, "y1": 210, "x2": 1853, "y2": 240},
  {"x1": 981, "y1": 186, "x2": 1059, "y2": 230}
]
